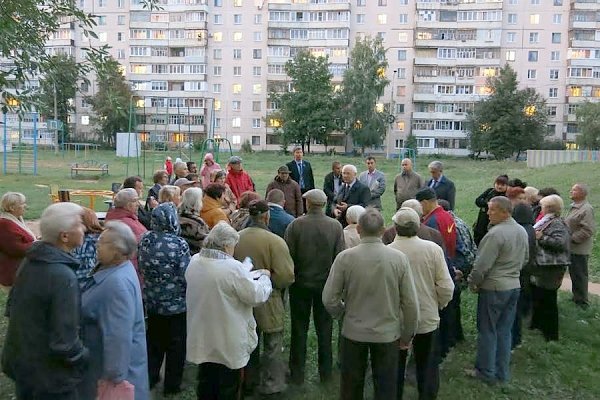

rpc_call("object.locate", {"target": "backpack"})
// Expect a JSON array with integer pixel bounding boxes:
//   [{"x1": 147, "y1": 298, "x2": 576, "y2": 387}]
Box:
[{"x1": 451, "y1": 212, "x2": 477, "y2": 272}]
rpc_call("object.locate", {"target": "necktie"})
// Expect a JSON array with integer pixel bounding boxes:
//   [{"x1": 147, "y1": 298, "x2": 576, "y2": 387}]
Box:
[
  {"x1": 298, "y1": 162, "x2": 304, "y2": 189},
  {"x1": 341, "y1": 183, "x2": 349, "y2": 201},
  {"x1": 430, "y1": 180, "x2": 437, "y2": 188}
]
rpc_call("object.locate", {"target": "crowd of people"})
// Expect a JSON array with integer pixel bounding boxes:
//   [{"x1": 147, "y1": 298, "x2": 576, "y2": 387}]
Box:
[{"x1": 0, "y1": 150, "x2": 595, "y2": 400}]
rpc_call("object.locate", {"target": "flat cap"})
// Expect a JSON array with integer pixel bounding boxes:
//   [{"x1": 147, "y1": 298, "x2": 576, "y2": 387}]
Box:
[
  {"x1": 173, "y1": 178, "x2": 195, "y2": 187},
  {"x1": 277, "y1": 165, "x2": 291, "y2": 173},
  {"x1": 392, "y1": 207, "x2": 420, "y2": 226},
  {"x1": 228, "y1": 156, "x2": 242, "y2": 164},
  {"x1": 415, "y1": 187, "x2": 437, "y2": 202},
  {"x1": 302, "y1": 189, "x2": 327, "y2": 205}
]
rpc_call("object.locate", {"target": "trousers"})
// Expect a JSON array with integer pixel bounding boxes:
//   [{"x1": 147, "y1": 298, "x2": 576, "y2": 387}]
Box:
[{"x1": 146, "y1": 312, "x2": 186, "y2": 394}]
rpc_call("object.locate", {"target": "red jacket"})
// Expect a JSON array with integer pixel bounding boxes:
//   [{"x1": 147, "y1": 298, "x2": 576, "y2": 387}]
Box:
[
  {"x1": 423, "y1": 206, "x2": 457, "y2": 258},
  {"x1": 226, "y1": 168, "x2": 255, "y2": 200},
  {"x1": 0, "y1": 219, "x2": 35, "y2": 286}
]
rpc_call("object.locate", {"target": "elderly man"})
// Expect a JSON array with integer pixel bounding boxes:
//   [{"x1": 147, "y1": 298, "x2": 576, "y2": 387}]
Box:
[
  {"x1": 285, "y1": 189, "x2": 345, "y2": 385},
  {"x1": 565, "y1": 183, "x2": 596, "y2": 308},
  {"x1": 225, "y1": 156, "x2": 255, "y2": 201},
  {"x1": 323, "y1": 161, "x2": 343, "y2": 217},
  {"x1": 169, "y1": 161, "x2": 189, "y2": 184},
  {"x1": 123, "y1": 175, "x2": 158, "y2": 229},
  {"x1": 357, "y1": 156, "x2": 386, "y2": 210},
  {"x1": 382, "y1": 199, "x2": 445, "y2": 249},
  {"x1": 3, "y1": 202, "x2": 88, "y2": 399},
  {"x1": 266, "y1": 189, "x2": 294, "y2": 238},
  {"x1": 388, "y1": 208, "x2": 454, "y2": 399},
  {"x1": 467, "y1": 196, "x2": 528, "y2": 384},
  {"x1": 323, "y1": 209, "x2": 419, "y2": 400},
  {"x1": 173, "y1": 177, "x2": 196, "y2": 193},
  {"x1": 265, "y1": 165, "x2": 303, "y2": 217},
  {"x1": 426, "y1": 161, "x2": 456, "y2": 210},
  {"x1": 333, "y1": 164, "x2": 371, "y2": 227},
  {"x1": 394, "y1": 158, "x2": 425, "y2": 210},
  {"x1": 234, "y1": 200, "x2": 295, "y2": 396}
]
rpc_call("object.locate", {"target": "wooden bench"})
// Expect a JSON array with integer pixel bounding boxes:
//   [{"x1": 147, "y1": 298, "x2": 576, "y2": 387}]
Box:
[{"x1": 70, "y1": 160, "x2": 109, "y2": 178}]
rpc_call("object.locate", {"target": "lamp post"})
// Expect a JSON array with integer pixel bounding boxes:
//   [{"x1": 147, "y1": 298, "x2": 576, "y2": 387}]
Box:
[{"x1": 385, "y1": 70, "x2": 397, "y2": 160}]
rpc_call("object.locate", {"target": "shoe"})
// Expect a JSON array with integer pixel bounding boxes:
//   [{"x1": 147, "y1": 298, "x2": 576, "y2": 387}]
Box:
[{"x1": 464, "y1": 368, "x2": 497, "y2": 386}]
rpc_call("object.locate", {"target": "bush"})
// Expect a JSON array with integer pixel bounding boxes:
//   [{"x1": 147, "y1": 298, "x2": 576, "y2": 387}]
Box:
[{"x1": 240, "y1": 139, "x2": 254, "y2": 154}]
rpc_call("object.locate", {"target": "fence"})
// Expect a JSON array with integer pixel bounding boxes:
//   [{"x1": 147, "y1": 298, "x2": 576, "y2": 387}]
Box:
[{"x1": 526, "y1": 150, "x2": 600, "y2": 168}]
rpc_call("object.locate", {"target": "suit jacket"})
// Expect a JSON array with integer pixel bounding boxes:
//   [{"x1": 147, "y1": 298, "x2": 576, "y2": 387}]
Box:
[
  {"x1": 357, "y1": 170, "x2": 386, "y2": 210},
  {"x1": 287, "y1": 159, "x2": 315, "y2": 192},
  {"x1": 323, "y1": 171, "x2": 343, "y2": 217},
  {"x1": 336, "y1": 180, "x2": 371, "y2": 227},
  {"x1": 426, "y1": 175, "x2": 456, "y2": 210}
]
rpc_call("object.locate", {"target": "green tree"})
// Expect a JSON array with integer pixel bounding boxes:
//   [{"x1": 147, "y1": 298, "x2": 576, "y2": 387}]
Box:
[
  {"x1": 339, "y1": 36, "x2": 389, "y2": 153},
  {"x1": 36, "y1": 54, "x2": 80, "y2": 142},
  {"x1": 466, "y1": 64, "x2": 548, "y2": 160},
  {"x1": 269, "y1": 51, "x2": 338, "y2": 153},
  {"x1": 88, "y1": 58, "x2": 135, "y2": 145},
  {"x1": 575, "y1": 102, "x2": 600, "y2": 149}
]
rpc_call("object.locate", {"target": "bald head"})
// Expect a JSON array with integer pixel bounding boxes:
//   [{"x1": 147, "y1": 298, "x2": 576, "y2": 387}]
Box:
[{"x1": 401, "y1": 158, "x2": 413, "y2": 173}]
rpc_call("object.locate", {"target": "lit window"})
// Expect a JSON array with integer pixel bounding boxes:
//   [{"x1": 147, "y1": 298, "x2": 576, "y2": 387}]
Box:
[
  {"x1": 214, "y1": 100, "x2": 221, "y2": 110},
  {"x1": 232, "y1": 117, "x2": 241, "y2": 128},
  {"x1": 530, "y1": 14, "x2": 540, "y2": 24},
  {"x1": 377, "y1": 14, "x2": 387, "y2": 24},
  {"x1": 233, "y1": 32, "x2": 243, "y2": 41},
  {"x1": 233, "y1": 0, "x2": 242, "y2": 6},
  {"x1": 397, "y1": 121, "x2": 405, "y2": 131},
  {"x1": 233, "y1": 84, "x2": 242, "y2": 94},
  {"x1": 212, "y1": 32, "x2": 222, "y2": 42},
  {"x1": 253, "y1": 84, "x2": 262, "y2": 94},
  {"x1": 506, "y1": 50, "x2": 516, "y2": 61}
]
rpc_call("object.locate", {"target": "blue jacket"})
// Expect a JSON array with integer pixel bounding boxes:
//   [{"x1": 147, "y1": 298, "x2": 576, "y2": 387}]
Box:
[
  {"x1": 79, "y1": 261, "x2": 149, "y2": 399},
  {"x1": 71, "y1": 232, "x2": 100, "y2": 287},
  {"x1": 138, "y1": 202, "x2": 191, "y2": 315},
  {"x1": 268, "y1": 204, "x2": 295, "y2": 238}
]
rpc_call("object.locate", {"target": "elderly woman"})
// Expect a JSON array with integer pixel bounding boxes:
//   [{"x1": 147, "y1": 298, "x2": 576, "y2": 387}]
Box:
[
  {"x1": 230, "y1": 191, "x2": 261, "y2": 231},
  {"x1": 343, "y1": 205, "x2": 366, "y2": 249},
  {"x1": 473, "y1": 175, "x2": 508, "y2": 245},
  {"x1": 0, "y1": 192, "x2": 36, "y2": 288},
  {"x1": 158, "y1": 185, "x2": 182, "y2": 206},
  {"x1": 179, "y1": 187, "x2": 210, "y2": 255},
  {"x1": 71, "y1": 207, "x2": 104, "y2": 286},
  {"x1": 506, "y1": 186, "x2": 526, "y2": 206},
  {"x1": 138, "y1": 202, "x2": 191, "y2": 396},
  {"x1": 531, "y1": 194, "x2": 570, "y2": 342},
  {"x1": 186, "y1": 222, "x2": 272, "y2": 399},
  {"x1": 78, "y1": 221, "x2": 149, "y2": 399},
  {"x1": 201, "y1": 183, "x2": 230, "y2": 229},
  {"x1": 3, "y1": 202, "x2": 87, "y2": 399},
  {"x1": 213, "y1": 169, "x2": 237, "y2": 217}
]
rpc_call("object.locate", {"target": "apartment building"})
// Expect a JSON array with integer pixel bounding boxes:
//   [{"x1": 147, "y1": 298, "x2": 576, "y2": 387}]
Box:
[{"x1": 4, "y1": 0, "x2": 600, "y2": 155}]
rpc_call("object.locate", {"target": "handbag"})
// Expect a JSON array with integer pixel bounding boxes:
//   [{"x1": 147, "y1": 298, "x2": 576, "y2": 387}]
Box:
[{"x1": 97, "y1": 379, "x2": 135, "y2": 400}]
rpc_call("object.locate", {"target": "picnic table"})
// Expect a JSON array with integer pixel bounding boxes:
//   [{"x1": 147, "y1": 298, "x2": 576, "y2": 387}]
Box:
[{"x1": 70, "y1": 160, "x2": 109, "y2": 178}]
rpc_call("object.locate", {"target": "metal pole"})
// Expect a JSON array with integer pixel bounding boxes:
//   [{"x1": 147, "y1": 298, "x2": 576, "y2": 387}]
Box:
[
  {"x1": 2, "y1": 108, "x2": 7, "y2": 175},
  {"x1": 53, "y1": 82, "x2": 59, "y2": 154},
  {"x1": 33, "y1": 113, "x2": 38, "y2": 176},
  {"x1": 126, "y1": 96, "x2": 134, "y2": 176}
]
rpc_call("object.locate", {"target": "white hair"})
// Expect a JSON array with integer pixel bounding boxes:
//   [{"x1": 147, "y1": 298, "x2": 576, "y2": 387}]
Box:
[
  {"x1": 40, "y1": 202, "x2": 83, "y2": 243},
  {"x1": 346, "y1": 205, "x2": 366, "y2": 224},
  {"x1": 113, "y1": 188, "x2": 138, "y2": 208},
  {"x1": 158, "y1": 185, "x2": 181, "y2": 203},
  {"x1": 203, "y1": 221, "x2": 240, "y2": 251},
  {"x1": 428, "y1": 160, "x2": 443, "y2": 171},
  {"x1": 342, "y1": 164, "x2": 357, "y2": 174},
  {"x1": 180, "y1": 187, "x2": 203, "y2": 214},
  {"x1": 174, "y1": 161, "x2": 187, "y2": 171},
  {"x1": 401, "y1": 199, "x2": 424, "y2": 217},
  {"x1": 1, "y1": 192, "x2": 26, "y2": 213},
  {"x1": 102, "y1": 221, "x2": 138, "y2": 258}
]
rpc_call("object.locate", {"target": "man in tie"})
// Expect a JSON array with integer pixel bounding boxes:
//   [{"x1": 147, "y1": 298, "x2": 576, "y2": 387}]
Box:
[
  {"x1": 357, "y1": 157, "x2": 386, "y2": 210},
  {"x1": 333, "y1": 165, "x2": 371, "y2": 227},
  {"x1": 287, "y1": 147, "x2": 315, "y2": 204},
  {"x1": 426, "y1": 160, "x2": 456, "y2": 210},
  {"x1": 323, "y1": 161, "x2": 343, "y2": 217}
]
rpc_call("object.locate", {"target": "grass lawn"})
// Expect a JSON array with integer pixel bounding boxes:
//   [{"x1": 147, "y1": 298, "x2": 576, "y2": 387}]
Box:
[{"x1": 0, "y1": 149, "x2": 599, "y2": 398}]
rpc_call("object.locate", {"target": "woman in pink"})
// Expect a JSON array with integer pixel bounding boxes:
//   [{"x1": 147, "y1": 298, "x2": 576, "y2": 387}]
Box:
[{"x1": 200, "y1": 153, "x2": 221, "y2": 188}]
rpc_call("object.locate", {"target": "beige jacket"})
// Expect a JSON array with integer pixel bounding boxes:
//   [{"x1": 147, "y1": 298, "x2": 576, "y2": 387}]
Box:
[
  {"x1": 234, "y1": 225, "x2": 295, "y2": 333},
  {"x1": 394, "y1": 171, "x2": 425, "y2": 209},
  {"x1": 565, "y1": 201, "x2": 596, "y2": 255},
  {"x1": 388, "y1": 236, "x2": 454, "y2": 334}
]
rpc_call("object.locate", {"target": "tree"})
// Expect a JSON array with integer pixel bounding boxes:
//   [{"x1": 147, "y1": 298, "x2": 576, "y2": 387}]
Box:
[
  {"x1": 339, "y1": 36, "x2": 389, "y2": 153},
  {"x1": 575, "y1": 102, "x2": 600, "y2": 149},
  {"x1": 36, "y1": 54, "x2": 80, "y2": 142},
  {"x1": 269, "y1": 51, "x2": 338, "y2": 153},
  {"x1": 88, "y1": 58, "x2": 135, "y2": 145},
  {"x1": 465, "y1": 64, "x2": 548, "y2": 160}
]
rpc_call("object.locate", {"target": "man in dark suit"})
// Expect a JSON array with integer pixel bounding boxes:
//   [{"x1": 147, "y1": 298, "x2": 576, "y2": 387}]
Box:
[
  {"x1": 287, "y1": 147, "x2": 315, "y2": 194},
  {"x1": 426, "y1": 160, "x2": 456, "y2": 210},
  {"x1": 323, "y1": 161, "x2": 342, "y2": 217},
  {"x1": 333, "y1": 164, "x2": 371, "y2": 227}
]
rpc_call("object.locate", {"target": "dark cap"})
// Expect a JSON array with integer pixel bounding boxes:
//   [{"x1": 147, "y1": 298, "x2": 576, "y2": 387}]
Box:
[
  {"x1": 248, "y1": 199, "x2": 270, "y2": 216},
  {"x1": 277, "y1": 165, "x2": 291, "y2": 173},
  {"x1": 415, "y1": 187, "x2": 437, "y2": 202}
]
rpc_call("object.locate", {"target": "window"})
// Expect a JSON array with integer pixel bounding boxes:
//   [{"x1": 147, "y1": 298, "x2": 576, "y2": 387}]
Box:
[
  {"x1": 214, "y1": 0, "x2": 222, "y2": 5},
  {"x1": 117, "y1": 32, "x2": 123, "y2": 41},
  {"x1": 117, "y1": 0, "x2": 124, "y2": 7},
  {"x1": 551, "y1": 51, "x2": 560, "y2": 61},
  {"x1": 528, "y1": 51, "x2": 538, "y2": 62},
  {"x1": 397, "y1": 68, "x2": 406, "y2": 79},
  {"x1": 213, "y1": 66, "x2": 222, "y2": 76},
  {"x1": 551, "y1": 33, "x2": 561, "y2": 43},
  {"x1": 398, "y1": 32, "x2": 408, "y2": 42},
  {"x1": 508, "y1": 14, "x2": 517, "y2": 24},
  {"x1": 253, "y1": 49, "x2": 262, "y2": 59},
  {"x1": 254, "y1": 14, "x2": 262, "y2": 24},
  {"x1": 396, "y1": 104, "x2": 405, "y2": 114},
  {"x1": 214, "y1": 14, "x2": 222, "y2": 24},
  {"x1": 232, "y1": 117, "x2": 241, "y2": 128},
  {"x1": 553, "y1": 14, "x2": 561, "y2": 24},
  {"x1": 232, "y1": 100, "x2": 241, "y2": 111},
  {"x1": 531, "y1": 0, "x2": 539, "y2": 4},
  {"x1": 212, "y1": 32, "x2": 223, "y2": 42},
  {"x1": 549, "y1": 69, "x2": 559, "y2": 79},
  {"x1": 253, "y1": 84, "x2": 262, "y2": 94},
  {"x1": 527, "y1": 69, "x2": 537, "y2": 79},
  {"x1": 233, "y1": 0, "x2": 242, "y2": 6},
  {"x1": 254, "y1": 32, "x2": 262, "y2": 41},
  {"x1": 233, "y1": 32, "x2": 243, "y2": 41},
  {"x1": 506, "y1": 50, "x2": 516, "y2": 61},
  {"x1": 399, "y1": 14, "x2": 408, "y2": 24},
  {"x1": 397, "y1": 86, "x2": 406, "y2": 96},
  {"x1": 252, "y1": 119, "x2": 261, "y2": 129},
  {"x1": 357, "y1": 14, "x2": 365, "y2": 24},
  {"x1": 530, "y1": 14, "x2": 540, "y2": 24},
  {"x1": 233, "y1": 66, "x2": 241, "y2": 76},
  {"x1": 507, "y1": 32, "x2": 516, "y2": 43},
  {"x1": 213, "y1": 49, "x2": 222, "y2": 59},
  {"x1": 378, "y1": 0, "x2": 387, "y2": 5},
  {"x1": 378, "y1": 14, "x2": 387, "y2": 24},
  {"x1": 529, "y1": 32, "x2": 539, "y2": 44},
  {"x1": 233, "y1": 49, "x2": 242, "y2": 59},
  {"x1": 357, "y1": 0, "x2": 366, "y2": 5},
  {"x1": 553, "y1": 0, "x2": 562, "y2": 4},
  {"x1": 509, "y1": 0, "x2": 517, "y2": 4},
  {"x1": 547, "y1": 106, "x2": 557, "y2": 116},
  {"x1": 98, "y1": 0, "x2": 106, "y2": 6},
  {"x1": 234, "y1": 14, "x2": 242, "y2": 24},
  {"x1": 98, "y1": 32, "x2": 107, "y2": 42},
  {"x1": 233, "y1": 84, "x2": 242, "y2": 94},
  {"x1": 117, "y1": 16, "x2": 125, "y2": 25},
  {"x1": 397, "y1": 50, "x2": 407, "y2": 61},
  {"x1": 252, "y1": 101, "x2": 261, "y2": 112},
  {"x1": 548, "y1": 88, "x2": 558, "y2": 98},
  {"x1": 214, "y1": 118, "x2": 221, "y2": 128},
  {"x1": 212, "y1": 83, "x2": 222, "y2": 93},
  {"x1": 97, "y1": 16, "x2": 106, "y2": 25},
  {"x1": 253, "y1": 66, "x2": 262, "y2": 76}
]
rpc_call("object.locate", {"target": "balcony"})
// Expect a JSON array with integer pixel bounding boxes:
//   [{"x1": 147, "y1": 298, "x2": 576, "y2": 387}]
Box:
[
  {"x1": 412, "y1": 129, "x2": 467, "y2": 139},
  {"x1": 269, "y1": 2, "x2": 351, "y2": 11},
  {"x1": 569, "y1": 39, "x2": 599, "y2": 48},
  {"x1": 570, "y1": 0, "x2": 600, "y2": 10}
]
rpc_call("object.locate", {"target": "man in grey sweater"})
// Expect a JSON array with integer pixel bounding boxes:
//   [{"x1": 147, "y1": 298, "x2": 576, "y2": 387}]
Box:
[
  {"x1": 323, "y1": 208, "x2": 419, "y2": 400},
  {"x1": 467, "y1": 196, "x2": 528, "y2": 385}
]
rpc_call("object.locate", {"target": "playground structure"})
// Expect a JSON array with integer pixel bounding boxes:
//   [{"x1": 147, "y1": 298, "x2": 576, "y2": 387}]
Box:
[{"x1": 1, "y1": 111, "x2": 48, "y2": 175}]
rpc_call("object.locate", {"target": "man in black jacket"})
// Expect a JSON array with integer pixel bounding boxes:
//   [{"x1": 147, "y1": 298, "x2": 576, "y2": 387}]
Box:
[
  {"x1": 323, "y1": 161, "x2": 342, "y2": 217},
  {"x1": 425, "y1": 160, "x2": 456, "y2": 210},
  {"x1": 287, "y1": 147, "x2": 315, "y2": 212},
  {"x1": 2, "y1": 202, "x2": 89, "y2": 399},
  {"x1": 333, "y1": 164, "x2": 371, "y2": 227}
]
